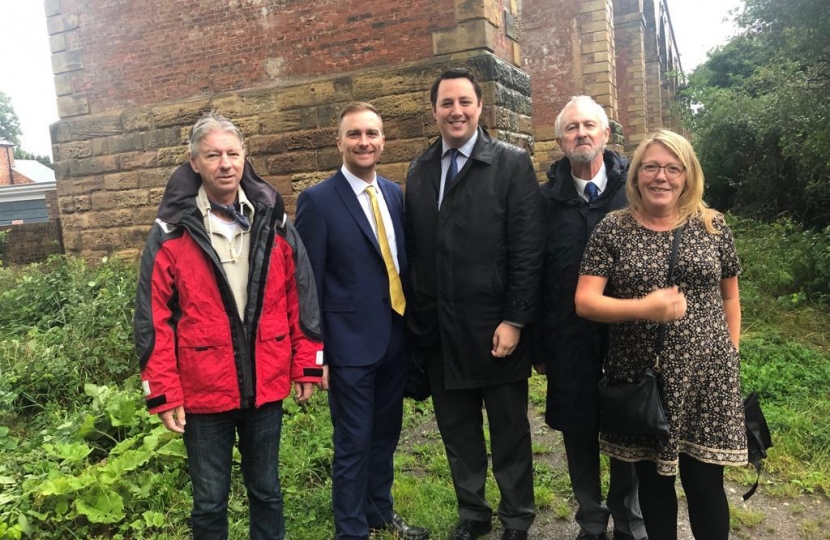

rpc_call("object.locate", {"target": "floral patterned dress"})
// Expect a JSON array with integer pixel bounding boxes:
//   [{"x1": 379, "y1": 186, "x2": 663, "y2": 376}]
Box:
[{"x1": 580, "y1": 212, "x2": 747, "y2": 475}]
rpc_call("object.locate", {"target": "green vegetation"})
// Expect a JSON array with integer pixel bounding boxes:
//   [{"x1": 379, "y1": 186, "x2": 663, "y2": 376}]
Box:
[
  {"x1": 1, "y1": 214, "x2": 828, "y2": 538},
  {"x1": 680, "y1": 0, "x2": 830, "y2": 228}
]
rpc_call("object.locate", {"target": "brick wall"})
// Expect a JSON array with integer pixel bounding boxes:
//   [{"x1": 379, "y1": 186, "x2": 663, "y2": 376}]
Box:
[
  {"x1": 522, "y1": 0, "x2": 682, "y2": 174},
  {"x1": 0, "y1": 221, "x2": 64, "y2": 265},
  {"x1": 0, "y1": 146, "x2": 10, "y2": 186},
  {"x1": 52, "y1": 53, "x2": 532, "y2": 259},
  {"x1": 47, "y1": 0, "x2": 521, "y2": 118},
  {"x1": 48, "y1": 0, "x2": 683, "y2": 257}
]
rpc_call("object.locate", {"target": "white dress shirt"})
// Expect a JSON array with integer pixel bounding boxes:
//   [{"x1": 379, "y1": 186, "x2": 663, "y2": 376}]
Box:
[
  {"x1": 571, "y1": 162, "x2": 608, "y2": 202},
  {"x1": 341, "y1": 165, "x2": 400, "y2": 273}
]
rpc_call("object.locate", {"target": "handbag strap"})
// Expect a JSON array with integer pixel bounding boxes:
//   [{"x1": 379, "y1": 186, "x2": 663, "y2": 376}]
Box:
[{"x1": 654, "y1": 225, "x2": 684, "y2": 367}]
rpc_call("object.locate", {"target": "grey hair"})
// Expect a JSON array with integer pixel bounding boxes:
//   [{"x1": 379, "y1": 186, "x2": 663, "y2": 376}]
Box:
[
  {"x1": 554, "y1": 96, "x2": 610, "y2": 138},
  {"x1": 188, "y1": 112, "x2": 244, "y2": 157}
]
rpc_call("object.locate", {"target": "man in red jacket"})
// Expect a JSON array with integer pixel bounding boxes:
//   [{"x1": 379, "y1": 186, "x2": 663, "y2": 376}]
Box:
[{"x1": 134, "y1": 112, "x2": 324, "y2": 540}]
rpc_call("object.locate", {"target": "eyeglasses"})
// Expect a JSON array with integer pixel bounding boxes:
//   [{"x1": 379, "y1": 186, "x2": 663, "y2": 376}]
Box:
[{"x1": 639, "y1": 163, "x2": 686, "y2": 179}]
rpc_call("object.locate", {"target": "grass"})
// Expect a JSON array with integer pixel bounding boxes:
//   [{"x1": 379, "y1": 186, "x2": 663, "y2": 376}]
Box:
[{"x1": 1, "y1": 213, "x2": 829, "y2": 538}]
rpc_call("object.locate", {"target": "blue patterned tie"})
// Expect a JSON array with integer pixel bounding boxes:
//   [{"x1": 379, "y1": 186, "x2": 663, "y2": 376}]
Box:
[
  {"x1": 584, "y1": 182, "x2": 599, "y2": 204},
  {"x1": 443, "y1": 148, "x2": 459, "y2": 200}
]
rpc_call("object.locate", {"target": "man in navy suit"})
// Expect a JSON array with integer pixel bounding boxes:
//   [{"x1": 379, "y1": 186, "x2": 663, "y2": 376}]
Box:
[{"x1": 295, "y1": 102, "x2": 429, "y2": 540}]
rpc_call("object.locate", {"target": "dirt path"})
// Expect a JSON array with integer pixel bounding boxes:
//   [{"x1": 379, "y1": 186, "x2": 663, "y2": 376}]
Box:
[{"x1": 404, "y1": 406, "x2": 830, "y2": 540}]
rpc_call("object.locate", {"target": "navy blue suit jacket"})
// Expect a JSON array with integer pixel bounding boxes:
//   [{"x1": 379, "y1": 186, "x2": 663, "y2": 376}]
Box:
[{"x1": 295, "y1": 170, "x2": 408, "y2": 367}]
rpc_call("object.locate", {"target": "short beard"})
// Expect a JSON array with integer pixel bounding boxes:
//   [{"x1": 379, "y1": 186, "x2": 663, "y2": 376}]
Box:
[{"x1": 567, "y1": 146, "x2": 603, "y2": 164}]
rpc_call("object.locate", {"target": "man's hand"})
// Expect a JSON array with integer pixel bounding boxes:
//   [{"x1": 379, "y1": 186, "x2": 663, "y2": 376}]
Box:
[
  {"x1": 294, "y1": 382, "x2": 315, "y2": 403},
  {"x1": 492, "y1": 322, "x2": 521, "y2": 358},
  {"x1": 318, "y1": 365, "x2": 330, "y2": 391},
  {"x1": 159, "y1": 406, "x2": 186, "y2": 433}
]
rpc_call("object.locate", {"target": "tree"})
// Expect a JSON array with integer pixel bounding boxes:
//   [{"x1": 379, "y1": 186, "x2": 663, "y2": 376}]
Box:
[
  {"x1": 0, "y1": 91, "x2": 22, "y2": 146},
  {"x1": 680, "y1": 0, "x2": 830, "y2": 228}
]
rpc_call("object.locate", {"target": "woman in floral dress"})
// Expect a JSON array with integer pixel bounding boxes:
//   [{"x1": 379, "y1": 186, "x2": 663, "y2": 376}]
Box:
[{"x1": 574, "y1": 130, "x2": 747, "y2": 540}]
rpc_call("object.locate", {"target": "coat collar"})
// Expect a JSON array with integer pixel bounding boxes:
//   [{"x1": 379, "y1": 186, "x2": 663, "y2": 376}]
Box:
[
  {"x1": 418, "y1": 127, "x2": 495, "y2": 166},
  {"x1": 156, "y1": 160, "x2": 284, "y2": 225},
  {"x1": 541, "y1": 149, "x2": 627, "y2": 204}
]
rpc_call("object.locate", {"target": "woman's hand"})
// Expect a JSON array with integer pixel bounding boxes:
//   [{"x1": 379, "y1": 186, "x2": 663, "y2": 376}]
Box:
[{"x1": 643, "y1": 286, "x2": 687, "y2": 323}]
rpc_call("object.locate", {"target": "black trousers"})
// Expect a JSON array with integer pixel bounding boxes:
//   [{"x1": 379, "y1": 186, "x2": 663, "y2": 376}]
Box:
[
  {"x1": 634, "y1": 454, "x2": 729, "y2": 540},
  {"x1": 427, "y1": 351, "x2": 536, "y2": 531},
  {"x1": 562, "y1": 431, "x2": 645, "y2": 538}
]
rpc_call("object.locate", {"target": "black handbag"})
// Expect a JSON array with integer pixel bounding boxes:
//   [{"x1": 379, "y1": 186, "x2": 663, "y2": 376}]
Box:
[
  {"x1": 596, "y1": 225, "x2": 684, "y2": 438},
  {"x1": 742, "y1": 391, "x2": 773, "y2": 500}
]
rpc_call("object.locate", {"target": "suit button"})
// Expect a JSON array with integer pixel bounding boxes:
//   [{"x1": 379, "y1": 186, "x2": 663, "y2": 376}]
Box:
[{"x1": 382, "y1": 298, "x2": 389, "y2": 305}]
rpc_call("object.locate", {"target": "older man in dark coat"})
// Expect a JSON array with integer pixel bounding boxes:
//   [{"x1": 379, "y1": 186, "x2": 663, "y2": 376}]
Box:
[
  {"x1": 406, "y1": 68, "x2": 544, "y2": 540},
  {"x1": 536, "y1": 96, "x2": 646, "y2": 540}
]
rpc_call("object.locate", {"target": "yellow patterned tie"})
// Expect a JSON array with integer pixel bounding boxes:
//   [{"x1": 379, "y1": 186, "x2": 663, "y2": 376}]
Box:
[{"x1": 366, "y1": 185, "x2": 406, "y2": 315}]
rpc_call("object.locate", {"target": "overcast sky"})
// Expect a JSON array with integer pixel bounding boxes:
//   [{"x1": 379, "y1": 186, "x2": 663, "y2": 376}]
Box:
[{"x1": 1, "y1": 0, "x2": 743, "y2": 159}]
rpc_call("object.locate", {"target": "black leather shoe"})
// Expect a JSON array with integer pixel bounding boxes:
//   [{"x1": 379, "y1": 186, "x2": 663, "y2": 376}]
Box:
[
  {"x1": 369, "y1": 513, "x2": 430, "y2": 540},
  {"x1": 575, "y1": 533, "x2": 606, "y2": 540},
  {"x1": 501, "y1": 530, "x2": 528, "y2": 540},
  {"x1": 448, "y1": 519, "x2": 492, "y2": 540},
  {"x1": 613, "y1": 532, "x2": 645, "y2": 540}
]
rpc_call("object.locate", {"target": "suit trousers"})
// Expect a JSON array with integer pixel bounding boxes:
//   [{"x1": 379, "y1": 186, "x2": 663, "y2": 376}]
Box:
[
  {"x1": 328, "y1": 316, "x2": 410, "y2": 540},
  {"x1": 562, "y1": 431, "x2": 645, "y2": 538},
  {"x1": 427, "y1": 349, "x2": 536, "y2": 531}
]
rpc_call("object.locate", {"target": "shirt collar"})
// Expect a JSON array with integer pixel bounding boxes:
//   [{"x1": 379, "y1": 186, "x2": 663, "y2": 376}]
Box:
[
  {"x1": 571, "y1": 162, "x2": 608, "y2": 197},
  {"x1": 341, "y1": 165, "x2": 378, "y2": 196},
  {"x1": 441, "y1": 129, "x2": 479, "y2": 159},
  {"x1": 196, "y1": 185, "x2": 253, "y2": 218}
]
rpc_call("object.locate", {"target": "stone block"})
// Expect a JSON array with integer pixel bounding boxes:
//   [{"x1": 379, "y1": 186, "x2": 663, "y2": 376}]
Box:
[
  {"x1": 70, "y1": 155, "x2": 119, "y2": 176},
  {"x1": 53, "y1": 73, "x2": 72, "y2": 96},
  {"x1": 433, "y1": 19, "x2": 496, "y2": 56},
  {"x1": 57, "y1": 94, "x2": 89, "y2": 117},
  {"x1": 290, "y1": 172, "x2": 331, "y2": 193},
  {"x1": 248, "y1": 135, "x2": 287, "y2": 156},
  {"x1": 122, "y1": 108, "x2": 153, "y2": 131},
  {"x1": 372, "y1": 92, "x2": 430, "y2": 119},
  {"x1": 49, "y1": 33, "x2": 66, "y2": 53},
  {"x1": 103, "y1": 171, "x2": 141, "y2": 191},
  {"x1": 44, "y1": 0, "x2": 61, "y2": 17},
  {"x1": 118, "y1": 151, "x2": 158, "y2": 171},
  {"x1": 65, "y1": 112, "x2": 124, "y2": 140},
  {"x1": 91, "y1": 189, "x2": 149, "y2": 210},
  {"x1": 259, "y1": 111, "x2": 305, "y2": 135},
  {"x1": 81, "y1": 228, "x2": 121, "y2": 251},
  {"x1": 454, "y1": 0, "x2": 500, "y2": 26},
  {"x1": 54, "y1": 140, "x2": 92, "y2": 161},
  {"x1": 266, "y1": 151, "x2": 318, "y2": 175},
  {"x1": 284, "y1": 128, "x2": 338, "y2": 150},
  {"x1": 51, "y1": 48, "x2": 83, "y2": 74},
  {"x1": 376, "y1": 163, "x2": 409, "y2": 183},
  {"x1": 138, "y1": 168, "x2": 175, "y2": 189},
  {"x1": 234, "y1": 116, "x2": 260, "y2": 138},
  {"x1": 238, "y1": 88, "x2": 282, "y2": 116},
  {"x1": 352, "y1": 68, "x2": 436, "y2": 101},
  {"x1": 47, "y1": 13, "x2": 79, "y2": 34},
  {"x1": 279, "y1": 82, "x2": 338, "y2": 110},
  {"x1": 262, "y1": 175, "x2": 293, "y2": 197},
  {"x1": 579, "y1": 0, "x2": 608, "y2": 14},
  {"x1": 317, "y1": 147, "x2": 343, "y2": 171},
  {"x1": 211, "y1": 95, "x2": 246, "y2": 119},
  {"x1": 156, "y1": 147, "x2": 189, "y2": 166},
  {"x1": 142, "y1": 127, "x2": 184, "y2": 149},
  {"x1": 381, "y1": 139, "x2": 428, "y2": 164},
  {"x1": 152, "y1": 99, "x2": 211, "y2": 128}
]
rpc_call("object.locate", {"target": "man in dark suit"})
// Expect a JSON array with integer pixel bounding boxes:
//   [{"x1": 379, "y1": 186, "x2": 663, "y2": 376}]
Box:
[
  {"x1": 536, "y1": 96, "x2": 645, "y2": 540},
  {"x1": 405, "y1": 69, "x2": 544, "y2": 540},
  {"x1": 295, "y1": 102, "x2": 429, "y2": 540}
]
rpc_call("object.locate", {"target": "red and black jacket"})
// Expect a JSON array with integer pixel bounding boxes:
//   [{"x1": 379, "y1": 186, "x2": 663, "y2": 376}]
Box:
[{"x1": 134, "y1": 162, "x2": 323, "y2": 415}]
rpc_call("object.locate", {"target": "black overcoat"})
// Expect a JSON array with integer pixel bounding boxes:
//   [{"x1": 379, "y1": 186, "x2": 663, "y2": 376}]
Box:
[
  {"x1": 538, "y1": 150, "x2": 629, "y2": 432},
  {"x1": 405, "y1": 128, "x2": 544, "y2": 389}
]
